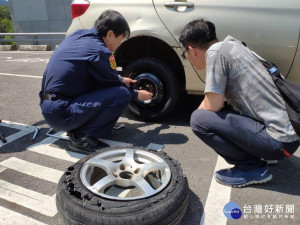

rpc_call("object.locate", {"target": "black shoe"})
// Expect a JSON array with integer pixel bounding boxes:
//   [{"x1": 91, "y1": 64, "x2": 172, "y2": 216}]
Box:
[
  {"x1": 66, "y1": 129, "x2": 77, "y2": 137},
  {"x1": 68, "y1": 134, "x2": 110, "y2": 154}
]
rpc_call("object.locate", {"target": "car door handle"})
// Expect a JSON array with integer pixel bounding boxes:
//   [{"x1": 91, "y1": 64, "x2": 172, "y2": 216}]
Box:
[{"x1": 164, "y1": 1, "x2": 194, "y2": 8}]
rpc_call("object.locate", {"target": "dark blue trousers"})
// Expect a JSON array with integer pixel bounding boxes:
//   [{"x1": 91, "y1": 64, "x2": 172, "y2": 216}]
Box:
[
  {"x1": 41, "y1": 86, "x2": 132, "y2": 138},
  {"x1": 190, "y1": 109, "x2": 299, "y2": 171}
]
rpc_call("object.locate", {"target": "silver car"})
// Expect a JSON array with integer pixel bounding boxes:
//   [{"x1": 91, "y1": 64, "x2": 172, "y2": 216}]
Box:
[{"x1": 67, "y1": 0, "x2": 300, "y2": 120}]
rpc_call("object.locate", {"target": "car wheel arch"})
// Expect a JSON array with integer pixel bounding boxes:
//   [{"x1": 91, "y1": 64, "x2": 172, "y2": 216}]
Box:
[{"x1": 115, "y1": 35, "x2": 186, "y2": 92}]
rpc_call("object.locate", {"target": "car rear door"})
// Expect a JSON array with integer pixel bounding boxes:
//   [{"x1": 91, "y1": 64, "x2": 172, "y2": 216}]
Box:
[{"x1": 153, "y1": 0, "x2": 300, "y2": 77}]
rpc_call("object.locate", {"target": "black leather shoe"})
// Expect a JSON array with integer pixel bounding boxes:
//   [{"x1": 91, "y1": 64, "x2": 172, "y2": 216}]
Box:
[{"x1": 68, "y1": 134, "x2": 109, "y2": 154}]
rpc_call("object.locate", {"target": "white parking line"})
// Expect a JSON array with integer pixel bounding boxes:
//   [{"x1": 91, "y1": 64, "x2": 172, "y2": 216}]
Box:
[
  {"x1": 0, "y1": 180, "x2": 57, "y2": 217},
  {"x1": 200, "y1": 156, "x2": 232, "y2": 225},
  {"x1": 0, "y1": 157, "x2": 63, "y2": 184},
  {"x1": 0, "y1": 51, "x2": 52, "y2": 54},
  {"x1": 0, "y1": 120, "x2": 140, "y2": 222},
  {"x1": 0, "y1": 130, "x2": 35, "y2": 148},
  {"x1": 0, "y1": 121, "x2": 36, "y2": 147},
  {"x1": 27, "y1": 131, "x2": 132, "y2": 163},
  {"x1": 0, "y1": 120, "x2": 36, "y2": 131},
  {"x1": 0, "y1": 206, "x2": 47, "y2": 225},
  {"x1": 0, "y1": 165, "x2": 6, "y2": 173},
  {"x1": 0, "y1": 120, "x2": 171, "y2": 219},
  {"x1": 0, "y1": 72, "x2": 42, "y2": 79},
  {"x1": 100, "y1": 138, "x2": 133, "y2": 148},
  {"x1": 5, "y1": 58, "x2": 49, "y2": 63},
  {"x1": 27, "y1": 138, "x2": 85, "y2": 163}
]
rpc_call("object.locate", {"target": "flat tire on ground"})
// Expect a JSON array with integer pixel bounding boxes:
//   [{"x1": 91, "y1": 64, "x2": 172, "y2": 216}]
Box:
[{"x1": 56, "y1": 146, "x2": 189, "y2": 225}]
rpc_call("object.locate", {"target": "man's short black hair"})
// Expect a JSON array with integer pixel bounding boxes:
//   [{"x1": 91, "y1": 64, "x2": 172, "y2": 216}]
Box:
[
  {"x1": 179, "y1": 19, "x2": 217, "y2": 49},
  {"x1": 94, "y1": 10, "x2": 130, "y2": 38}
]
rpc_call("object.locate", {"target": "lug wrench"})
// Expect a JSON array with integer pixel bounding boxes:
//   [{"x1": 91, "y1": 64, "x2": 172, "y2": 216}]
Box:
[
  {"x1": 31, "y1": 127, "x2": 41, "y2": 141},
  {"x1": 113, "y1": 123, "x2": 125, "y2": 130}
]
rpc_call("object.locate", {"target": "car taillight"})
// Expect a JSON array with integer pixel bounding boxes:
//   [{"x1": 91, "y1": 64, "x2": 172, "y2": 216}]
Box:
[{"x1": 71, "y1": 1, "x2": 90, "y2": 19}]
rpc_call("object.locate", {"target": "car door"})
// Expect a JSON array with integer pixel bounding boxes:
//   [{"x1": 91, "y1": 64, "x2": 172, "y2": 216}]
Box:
[{"x1": 153, "y1": 0, "x2": 300, "y2": 78}]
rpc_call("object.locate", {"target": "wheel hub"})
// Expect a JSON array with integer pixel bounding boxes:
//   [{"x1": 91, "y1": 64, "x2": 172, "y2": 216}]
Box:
[
  {"x1": 133, "y1": 73, "x2": 163, "y2": 105},
  {"x1": 113, "y1": 163, "x2": 141, "y2": 180},
  {"x1": 80, "y1": 148, "x2": 171, "y2": 201}
]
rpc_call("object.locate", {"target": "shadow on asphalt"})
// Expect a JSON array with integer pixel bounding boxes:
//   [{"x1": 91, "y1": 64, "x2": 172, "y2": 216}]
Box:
[
  {"x1": 32, "y1": 119, "x2": 49, "y2": 127},
  {"x1": 108, "y1": 93, "x2": 203, "y2": 147},
  {"x1": 254, "y1": 155, "x2": 300, "y2": 196},
  {"x1": 110, "y1": 122, "x2": 189, "y2": 146},
  {"x1": 122, "y1": 93, "x2": 203, "y2": 127},
  {"x1": 181, "y1": 189, "x2": 204, "y2": 225}
]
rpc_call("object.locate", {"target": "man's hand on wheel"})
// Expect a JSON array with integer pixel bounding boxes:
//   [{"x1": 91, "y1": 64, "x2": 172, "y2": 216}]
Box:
[
  {"x1": 122, "y1": 77, "x2": 153, "y2": 100},
  {"x1": 138, "y1": 90, "x2": 153, "y2": 101},
  {"x1": 123, "y1": 77, "x2": 136, "y2": 86}
]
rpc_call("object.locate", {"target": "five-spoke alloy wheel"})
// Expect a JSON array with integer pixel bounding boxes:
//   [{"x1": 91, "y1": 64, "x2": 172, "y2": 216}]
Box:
[{"x1": 56, "y1": 147, "x2": 189, "y2": 225}]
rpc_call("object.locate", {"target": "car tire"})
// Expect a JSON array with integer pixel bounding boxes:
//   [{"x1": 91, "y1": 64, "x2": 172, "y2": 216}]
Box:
[
  {"x1": 56, "y1": 146, "x2": 189, "y2": 225},
  {"x1": 123, "y1": 58, "x2": 179, "y2": 121}
]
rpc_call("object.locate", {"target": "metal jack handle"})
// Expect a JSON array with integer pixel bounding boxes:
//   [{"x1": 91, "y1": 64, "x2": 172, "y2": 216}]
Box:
[
  {"x1": 0, "y1": 133, "x2": 7, "y2": 143},
  {"x1": 46, "y1": 128, "x2": 69, "y2": 140},
  {"x1": 0, "y1": 119, "x2": 6, "y2": 143}
]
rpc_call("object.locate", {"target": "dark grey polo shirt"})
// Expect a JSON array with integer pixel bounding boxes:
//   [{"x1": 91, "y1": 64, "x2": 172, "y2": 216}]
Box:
[{"x1": 205, "y1": 35, "x2": 299, "y2": 142}]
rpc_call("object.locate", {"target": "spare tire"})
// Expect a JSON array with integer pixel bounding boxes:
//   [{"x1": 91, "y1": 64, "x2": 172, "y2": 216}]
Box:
[
  {"x1": 56, "y1": 146, "x2": 189, "y2": 225},
  {"x1": 123, "y1": 58, "x2": 179, "y2": 121}
]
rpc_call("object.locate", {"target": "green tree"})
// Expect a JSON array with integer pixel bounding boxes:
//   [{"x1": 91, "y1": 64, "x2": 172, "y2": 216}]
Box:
[
  {"x1": 0, "y1": 17, "x2": 13, "y2": 33},
  {"x1": 0, "y1": 5, "x2": 11, "y2": 20},
  {"x1": 0, "y1": 5, "x2": 14, "y2": 45}
]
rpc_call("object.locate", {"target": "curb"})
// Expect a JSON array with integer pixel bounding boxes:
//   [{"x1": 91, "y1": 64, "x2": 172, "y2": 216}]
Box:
[
  {"x1": 0, "y1": 45, "x2": 17, "y2": 51},
  {"x1": 19, "y1": 45, "x2": 51, "y2": 51}
]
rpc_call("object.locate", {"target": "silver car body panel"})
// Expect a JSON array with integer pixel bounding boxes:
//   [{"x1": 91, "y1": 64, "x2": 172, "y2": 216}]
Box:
[
  {"x1": 67, "y1": 0, "x2": 300, "y2": 94},
  {"x1": 154, "y1": 0, "x2": 300, "y2": 78},
  {"x1": 67, "y1": 0, "x2": 207, "y2": 93}
]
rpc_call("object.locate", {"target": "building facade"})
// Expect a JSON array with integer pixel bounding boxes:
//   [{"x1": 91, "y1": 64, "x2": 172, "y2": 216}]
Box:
[{"x1": 8, "y1": 0, "x2": 72, "y2": 48}]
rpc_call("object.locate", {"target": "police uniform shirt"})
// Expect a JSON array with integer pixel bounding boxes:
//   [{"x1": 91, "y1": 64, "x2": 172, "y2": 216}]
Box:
[{"x1": 41, "y1": 27, "x2": 137, "y2": 98}]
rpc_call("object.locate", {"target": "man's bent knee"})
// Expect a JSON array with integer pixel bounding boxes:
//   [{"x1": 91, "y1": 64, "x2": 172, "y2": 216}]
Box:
[
  {"x1": 190, "y1": 109, "x2": 214, "y2": 137},
  {"x1": 113, "y1": 86, "x2": 132, "y2": 105}
]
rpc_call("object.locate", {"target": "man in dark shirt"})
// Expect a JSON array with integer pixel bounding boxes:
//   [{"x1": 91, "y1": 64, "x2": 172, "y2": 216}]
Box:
[{"x1": 40, "y1": 10, "x2": 152, "y2": 153}]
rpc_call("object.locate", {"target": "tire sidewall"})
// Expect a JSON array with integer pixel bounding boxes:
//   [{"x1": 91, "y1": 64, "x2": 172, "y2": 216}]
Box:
[
  {"x1": 56, "y1": 147, "x2": 188, "y2": 225},
  {"x1": 123, "y1": 58, "x2": 179, "y2": 120}
]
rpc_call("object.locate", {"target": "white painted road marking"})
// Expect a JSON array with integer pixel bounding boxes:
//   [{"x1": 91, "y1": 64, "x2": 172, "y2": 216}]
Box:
[
  {"x1": 5, "y1": 58, "x2": 49, "y2": 63},
  {"x1": 0, "y1": 120, "x2": 36, "y2": 131},
  {"x1": 200, "y1": 156, "x2": 232, "y2": 225},
  {"x1": 0, "y1": 120, "x2": 36, "y2": 147},
  {"x1": 0, "y1": 130, "x2": 35, "y2": 148},
  {"x1": 0, "y1": 165, "x2": 6, "y2": 173},
  {"x1": 0, "y1": 72, "x2": 42, "y2": 79},
  {"x1": 45, "y1": 129, "x2": 133, "y2": 147},
  {"x1": 0, "y1": 180, "x2": 57, "y2": 217},
  {"x1": 27, "y1": 137, "x2": 85, "y2": 163},
  {"x1": 0, "y1": 206, "x2": 47, "y2": 225},
  {"x1": 100, "y1": 138, "x2": 133, "y2": 148},
  {"x1": 0, "y1": 157, "x2": 63, "y2": 183},
  {"x1": 0, "y1": 120, "x2": 174, "y2": 221},
  {"x1": 0, "y1": 51, "x2": 52, "y2": 54}
]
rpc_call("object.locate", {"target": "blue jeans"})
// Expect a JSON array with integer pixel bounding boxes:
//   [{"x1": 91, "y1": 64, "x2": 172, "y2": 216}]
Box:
[
  {"x1": 41, "y1": 86, "x2": 132, "y2": 138},
  {"x1": 190, "y1": 109, "x2": 299, "y2": 171}
]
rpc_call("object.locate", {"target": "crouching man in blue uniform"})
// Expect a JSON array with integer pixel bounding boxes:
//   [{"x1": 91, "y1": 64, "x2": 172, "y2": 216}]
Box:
[{"x1": 39, "y1": 10, "x2": 152, "y2": 153}]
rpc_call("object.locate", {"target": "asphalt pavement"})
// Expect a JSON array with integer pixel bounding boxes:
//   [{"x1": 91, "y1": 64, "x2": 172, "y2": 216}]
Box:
[{"x1": 0, "y1": 51, "x2": 299, "y2": 225}]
